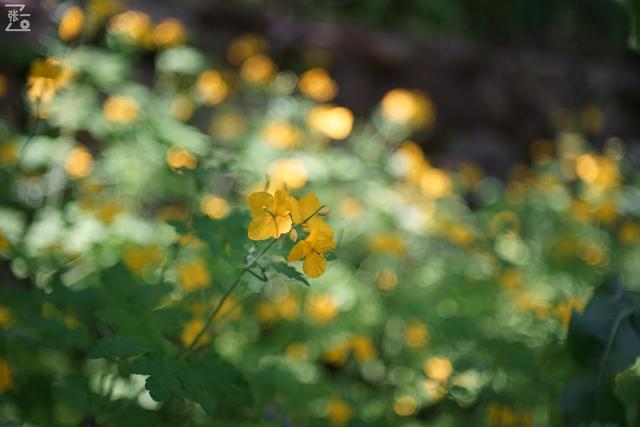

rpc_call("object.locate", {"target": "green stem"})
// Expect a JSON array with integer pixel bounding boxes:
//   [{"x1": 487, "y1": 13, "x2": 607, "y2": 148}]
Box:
[
  {"x1": 181, "y1": 237, "x2": 280, "y2": 355},
  {"x1": 181, "y1": 205, "x2": 326, "y2": 355}
]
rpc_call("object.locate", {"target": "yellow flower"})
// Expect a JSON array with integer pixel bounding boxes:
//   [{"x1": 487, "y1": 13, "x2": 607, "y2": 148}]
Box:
[
  {"x1": 247, "y1": 190, "x2": 293, "y2": 240},
  {"x1": 307, "y1": 293, "x2": 339, "y2": 324},
  {"x1": 65, "y1": 147, "x2": 94, "y2": 179},
  {"x1": 166, "y1": 146, "x2": 197, "y2": 170},
  {"x1": 424, "y1": 356, "x2": 453, "y2": 383},
  {"x1": 178, "y1": 258, "x2": 211, "y2": 292},
  {"x1": 152, "y1": 18, "x2": 186, "y2": 48},
  {"x1": 27, "y1": 58, "x2": 73, "y2": 104},
  {"x1": 307, "y1": 104, "x2": 353, "y2": 140},
  {"x1": 381, "y1": 89, "x2": 435, "y2": 128},
  {"x1": 201, "y1": 195, "x2": 230, "y2": 219},
  {"x1": 180, "y1": 318, "x2": 210, "y2": 348},
  {"x1": 405, "y1": 320, "x2": 430, "y2": 348},
  {"x1": 240, "y1": 54, "x2": 276, "y2": 85},
  {"x1": 393, "y1": 394, "x2": 417, "y2": 416},
  {"x1": 195, "y1": 69, "x2": 228, "y2": 105},
  {"x1": 267, "y1": 158, "x2": 308, "y2": 190},
  {"x1": 103, "y1": 95, "x2": 139, "y2": 123},
  {"x1": 227, "y1": 34, "x2": 268, "y2": 65},
  {"x1": 298, "y1": 67, "x2": 338, "y2": 102},
  {"x1": 326, "y1": 399, "x2": 354, "y2": 427},
  {"x1": 209, "y1": 112, "x2": 247, "y2": 142},
  {"x1": 0, "y1": 359, "x2": 13, "y2": 394},
  {"x1": 369, "y1": 233, "x2": 406, "y2": 257},
  {"x1": 122, "y1": 244, "x2": 165, "y2": 275},
  {"x1": 59, "y1": 6, "x2": 84, "y2": 41},
  {"x1": 350, "y1": 336, "x2": 376, "y2": 362},
  {"x1": 0, "y1": 306, "x2": 14, "y2": 328},
  {"x1": 261, "y1": 120, "x2": 302, "y2": 149},
  {"x1": 108, "y1": 11, "x2": 152, "y2": 45},
  {"x1": 288, "y1": 194, "x2": 336, "y2": 277}
]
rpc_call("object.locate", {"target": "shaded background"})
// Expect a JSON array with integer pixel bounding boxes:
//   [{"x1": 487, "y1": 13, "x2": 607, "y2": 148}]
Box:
[{"x1": 3, "y1": 0, "x2": 640, "y2": 177}]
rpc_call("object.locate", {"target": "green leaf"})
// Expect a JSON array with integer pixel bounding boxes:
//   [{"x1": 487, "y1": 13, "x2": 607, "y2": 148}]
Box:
[
  {"x1": 89, "y1": 336, "x2": 153, "y2": 359},
  {"x1": 128, "y1": 356, "x2": 186, "y2": 403},
  {"x1": 271, "y1": 262, "x2": 310, "y2": 286}
]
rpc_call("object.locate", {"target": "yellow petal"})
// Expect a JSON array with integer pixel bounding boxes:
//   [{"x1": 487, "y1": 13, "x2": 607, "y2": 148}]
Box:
[
  {"x1": 313, "y1": 235, "x2": 336, "y2": 253},
  {"x1": 291, "y1": 192, "x2": 321, "y2": 223},
  {"x1": 272, "y1": 189, "x2": 291, "y2": 216},
  {"x1": 303, "y1": 251, "x2": 327, "y2": 278},
  {"x1": 288, "y1": 240, "x2": 311, "y2": 261},
  {"x1": 248, "y1": 192, "x2": 273, "y2": 216},
  {"x1": 248, "y1": 216, "x2": 277, "y2": 240},
  {"x1": 275, "y1": 214, "x2": 293, "y2": 236}
]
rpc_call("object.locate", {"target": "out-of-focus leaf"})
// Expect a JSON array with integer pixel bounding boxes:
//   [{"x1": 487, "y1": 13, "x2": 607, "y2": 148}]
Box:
[{"x1": 89, "y1": 336, "x2": 154, "y2": 359}]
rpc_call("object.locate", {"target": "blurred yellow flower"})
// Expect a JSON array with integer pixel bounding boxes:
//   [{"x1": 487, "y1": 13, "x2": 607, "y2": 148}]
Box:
[
  {"x1": 178, "y1": 258, "x2": 211, "y2": 292},
  {"x1": 326, "y1": 399, "x2": 354, "y2": 427},
  {"x1": 405, "y1": 320, "x2": 430, "y2": 348},
  {"x1": 123, "y1": 245, "x2": 165, "y2": 275},
  {"x1": 424, "y1": 356, "x2": 453, "y2": 383},
  {"x1": 393, "y1": 394, "x2": 417, "y2": 416},
  {"x1": 152, "y1": 18, "x2": 186, "y2": 48},
  {"x1": 0, "y1": 360, "x2": 13, "y2": 394},
  {"x1": 0, "y1": 306, "x2": 14, "y2": 328},
  {"x1": 0, "y1": 141, "x2": 18, "y2": 167},
  {"x1": 209, "y1": 112, "x2": 246, "y2": 142},
  {"x1": 420, "y1": 379, "x2": 446, "y2": 401},
  {"x1": 555, "y1": 298, "x2": 585, "y2": 329},
  {"x1": 108, "y1": 11, "x2": 152, "y2": 45},
  {"x1": 369, "y1": 233, "x2": 406, "y2": 257},
  {"x1": 350, "y1": 336, "x2": 376, "y2": 362},
  {"x1": 0, "y1": 233, "x2": 10, "y2": 253},
  {"x1": 0, "y1": 74, "x2": 6, "y2": 98},
  {"x1": 65, "y1": 147, "x2": 94, "y2": 179},
  {"x1": 195, "y1": 69, "x2": 228, "y2": 105},
  {"x1": 619, "y1": 221, "x2": 640, "y2": 245},
  {"x1": 499, "y1": 269, "x2": 522, "y2": 291},
  {"x1": 268, "y1": 158, "x2": 308, "y2": 190},
  {"x1": 261, "y1": 120, "x2": 302, "y2": 149},
  {"x1": 420, "y1": 167, "x2": 452, "y2": 199},
  {"x1": 27, "y1": 58, "x2": 73, "y2": 104},
  {"x1": 574, "y1": 154, "x2": 619, "y2": 189},
  {"x1": 324, "y1": 341, "x2": 350, "y2": 366},
  {"x1": 307, "y1": 104, "x2": 353, "y2": 140},
  {"x1": 103, "y1": 95, "x2": 139, "y2": 123},
  {"x1": 298, "y1": 67, "x2": 338, "y2": 102},
  {"x1": 247, "y1": 189, "x2": 292, "y2": 240},
  {"x1": 201, "y1": 195, "x2": 230, "y2": 220},
  {"x1": 255, "y1": 300, "x2": 279, "y2": 326},
  {"x1": 275, "y1": 293, "x2": 300, "y2": 320},
  {"x1": 307, "y1": 293, "x2": 338, "y2": 324},
  {"x1": 169, "y1": 95, "x2": 194, "y2": 122},
  {"x1": 227, "y1": 34, "x2": 268, "y2": 65},
  {"x1": 166, "y1": 146, "x2": 197, "y2": 170},
  {"x1": 376, "y1": 269, "x2": 398, "y2": 292},
  {"x1": 338, "y1": 197, "x2": 363, "y2": 220},
  {"x1": 240, "y1": 54, "x2": 276, "y2": 85},
  {"x1": 285, "y1": 342, "x2": 309, "y2": 362},
  {"x1": 59, "y1": 6, "x2": 85, "y2": 41},
  {"x1": 381, "y1": 89, "x2": 435, "y2": 128},
  {"x1": 180, "y1": 318, "x2": 210, "y2": 348}
]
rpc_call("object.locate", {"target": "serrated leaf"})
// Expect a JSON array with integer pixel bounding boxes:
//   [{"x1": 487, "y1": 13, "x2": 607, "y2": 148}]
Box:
[
  {"x1": 89, "y1": 336, "x2": 153, "y2": 359},
  {"x1": 271, "y1": 262, "x2": 310, "y2": 286},
  {"x1": 128, "y1": 356, "x2": 186, "y2": 403}
]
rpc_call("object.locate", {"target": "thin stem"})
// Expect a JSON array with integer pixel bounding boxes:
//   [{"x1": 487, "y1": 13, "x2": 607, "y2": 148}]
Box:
[
  {"x1": 182, "y1": 237, "x2": 280, "y2": 354},
  {"x1": 181, "y1": 205, "x2": 326, "y2": 355}
]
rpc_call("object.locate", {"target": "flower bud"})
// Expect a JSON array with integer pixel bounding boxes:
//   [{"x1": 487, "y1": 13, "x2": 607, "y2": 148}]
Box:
[
  {"x1": 289, "y1": 228, "x2": 298, "y2": 241},
  {"x1": 318, "y1": 207, "x2": 331, "y2": 216}
]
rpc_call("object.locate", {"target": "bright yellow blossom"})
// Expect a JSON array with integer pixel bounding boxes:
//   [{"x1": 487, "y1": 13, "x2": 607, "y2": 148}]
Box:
[
  {"x1": 59, "y1": 6, "x2": 85, "y2": 41},
  {"x1": 247, "y1": 190, "x2": 293, "y2": 240}
]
